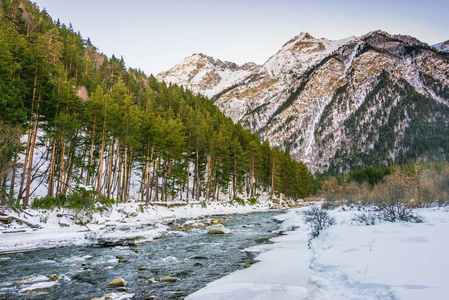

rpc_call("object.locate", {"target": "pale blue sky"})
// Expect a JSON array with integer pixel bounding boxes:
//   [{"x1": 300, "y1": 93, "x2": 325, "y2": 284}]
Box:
[{"x1": 34, "y1": 0, "x2": 448, "y2": 75}]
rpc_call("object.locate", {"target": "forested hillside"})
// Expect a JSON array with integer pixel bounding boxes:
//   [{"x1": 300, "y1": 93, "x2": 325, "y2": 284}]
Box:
[{"x1": 0, "y1": 0, "x2": 314, "y2": 207}]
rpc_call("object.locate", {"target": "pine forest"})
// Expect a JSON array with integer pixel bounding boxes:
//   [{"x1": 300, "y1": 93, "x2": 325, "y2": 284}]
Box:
[{"x1": 0, "y1": 0, "x2": 314, "y2": 208}]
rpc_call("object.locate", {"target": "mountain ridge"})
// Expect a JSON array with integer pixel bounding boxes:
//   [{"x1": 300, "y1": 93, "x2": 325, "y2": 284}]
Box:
[{"x1": 157, "y1": 31, "x2": 449, "y2": 173}]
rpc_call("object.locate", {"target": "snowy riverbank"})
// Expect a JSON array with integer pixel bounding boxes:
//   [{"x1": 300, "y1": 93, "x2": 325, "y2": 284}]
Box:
[
  {"x1": 188, "y1": 206, "x2": 449, "y2": 300},
  {"x1": 0, "y1": 196, "x2": 291, "y2": 254}
]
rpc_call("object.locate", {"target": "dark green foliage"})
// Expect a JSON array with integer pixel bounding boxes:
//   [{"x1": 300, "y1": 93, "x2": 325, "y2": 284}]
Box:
[
  {"x1": 32, "y1": 187, "x2": 113, "y2": 210},
  {"x1": 231, "y1": 197, "x2": 245, "y2": 206},
  {"x1": 349, "y1": 166, "x2": 391, "y2": 186}
]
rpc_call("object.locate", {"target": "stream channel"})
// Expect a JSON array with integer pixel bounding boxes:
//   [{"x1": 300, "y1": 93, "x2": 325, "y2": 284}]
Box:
[{"x1": 0, "y1": 210, "x2": 284, "y2": 299}]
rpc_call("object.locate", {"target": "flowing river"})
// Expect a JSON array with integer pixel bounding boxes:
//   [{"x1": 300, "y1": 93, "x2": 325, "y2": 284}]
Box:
[{"x1": 0, "y1": 210, "x2": 283, "y2": 299}]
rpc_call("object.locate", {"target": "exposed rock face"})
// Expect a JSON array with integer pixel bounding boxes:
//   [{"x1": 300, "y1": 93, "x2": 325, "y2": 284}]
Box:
[{"x1": 160, "y1": 31, "x2": 449, "y2": 173}]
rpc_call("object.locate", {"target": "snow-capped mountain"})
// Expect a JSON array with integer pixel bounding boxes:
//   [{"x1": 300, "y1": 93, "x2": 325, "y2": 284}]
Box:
[
  {"x1": 433, "y1": 40, "x2": 449, "y2": 52},
  {"x1": 158, "y1": 31, "x2": 449, "y2": 173},
  {"x1": 156, "y1": 53, "x2": 258, "y2": 98}
]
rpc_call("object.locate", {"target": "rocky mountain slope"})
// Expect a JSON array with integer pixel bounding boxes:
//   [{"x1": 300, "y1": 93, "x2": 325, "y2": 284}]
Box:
[{"x1": 158, "y1": 31, "x2": 449, "y2": 173}]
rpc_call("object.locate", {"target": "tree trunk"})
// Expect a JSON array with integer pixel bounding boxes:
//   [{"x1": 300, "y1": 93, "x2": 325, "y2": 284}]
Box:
[
  {"x1": 97, "y1": 125, "x2": 106, "y2": 197},
  {"x1": 56, "y1": 131, "x2": 66, "y2": 195},
  {"x1": 146, "y1": 144, "x2": 155, "y2": 203},
  {"x1": 9, "y1": 149, "x2": 18, "y2": 200},
  {"x1": 205, "y1": 154, "x2": 212, "y2": 201},
  {"x1": 141, "y1": 145, "x2": 149, "y2": 202},
  {"x1": 116, "y1": 146, "x2": 122, "y2": 202},
  {"x1": 161, "y1": 160, "x2": 168, "y2": 202},
  {"x1": 250, "y1": 154, "x2": 254, "y2": 198},
  {"x1": 233, "y1": 158, "x2": 237, "y2": 199},
  {"x1": 87, "y1": 117, "x2": 96, "y2": 185},
  {"x1": 186, "y1": 140, "x2": 190, "y2": 200},
  {"x1": 126, "y1": 150, "x2": 133, "y2": 201},
  {"x1": 107, "y1": 137, "x2": 115, "y2": 199},
  {"x1": 18, "y1": 66, "x2": 38, "y2": 201},
  {"x1": 154, "y1": 155, "x2": 161, "y2": 202},
  {"x1": 24, "y1": 108, "x2": 39, "y2": 205},
  {"x1": 122, "y1": 146, "x2": 128, "y2": 202},
  {"x1": 271, "y1": 159, "x2": 275, "y2": 198}
]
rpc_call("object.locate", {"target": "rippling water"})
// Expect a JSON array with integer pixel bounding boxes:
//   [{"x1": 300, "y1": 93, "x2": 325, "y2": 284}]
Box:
[{"x1": 0, "y1": 210, "x2": 283, "y2": 299}]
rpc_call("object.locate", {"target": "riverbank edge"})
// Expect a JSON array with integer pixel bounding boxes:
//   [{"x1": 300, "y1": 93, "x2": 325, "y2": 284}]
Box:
[{"x1": 0, "y1": 196, "x2": 298, "y2": 254}]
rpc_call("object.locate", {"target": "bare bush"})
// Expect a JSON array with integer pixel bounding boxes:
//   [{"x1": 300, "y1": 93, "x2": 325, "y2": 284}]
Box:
[
  {"x1": 352, "y1": 203, "x2": 423, "y2": 225},
  {"x1": 352, "y1": 211, "x2": 378, "y2": 225},
  {"x1": 303, "y1": 206, "x2": 336, "y2": 239},
  {"x1": 378, "y1": 203, "x2": 423, "y2": 223}
]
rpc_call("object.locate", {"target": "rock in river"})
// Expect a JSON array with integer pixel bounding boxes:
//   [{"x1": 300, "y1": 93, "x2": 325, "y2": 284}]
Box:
[
  {"x1": 107, "y1": 277, "x2": 127, "y2": 287},
  {"x1": 161, "y1": 277, "x2": 179, "y2": 282},
  {"x1": 48, "y1": 274, "x2": 60, "y2": 281},
  {"x1": 208, "y1": 226, "x2": 230, "y2": 234}
]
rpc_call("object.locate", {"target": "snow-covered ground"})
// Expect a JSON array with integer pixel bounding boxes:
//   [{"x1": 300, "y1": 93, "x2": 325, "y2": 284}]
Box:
[
  {"x1": 0, "y1": 196, "x2": 288, "y2": 254},
  {"x1": 188, "y1": 206, "x2": 449, "y2": 300},
  {"x1": 3, "y1": 201, "x2": 448, "y2": 299}
]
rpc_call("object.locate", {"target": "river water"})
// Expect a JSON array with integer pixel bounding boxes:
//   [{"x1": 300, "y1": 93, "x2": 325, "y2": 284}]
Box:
[{"x1": 0, "y1": 210, "x2": 283, "y2": 299}]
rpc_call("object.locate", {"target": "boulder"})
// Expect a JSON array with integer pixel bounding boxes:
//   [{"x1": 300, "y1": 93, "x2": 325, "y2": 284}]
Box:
[
  {"x1": 208, "y1": 227, "x2": 229, "y2": 234},
  {"x1": 58, "y1": 222, "x2": 70, "y2": 227},
  {"x1": 161, "y1": 277, "x2": 179, "y2": 282},
  {"x1": 107, "y1": 277, "x2": 127, "y2": 287},
  {"x1": 147, "y1": 278, "x2": 155, "y2": 283},
  {"x1": 105, "y1": 294, "x2": 113, "y2": 299},
  {"x1": 48, "y1": 274, "x2": 59, "y2": 281}
]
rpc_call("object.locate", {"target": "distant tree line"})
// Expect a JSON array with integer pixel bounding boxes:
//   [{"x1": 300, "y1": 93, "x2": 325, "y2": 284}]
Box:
[{"x1": 318, "y1": 163, "x2": 449, "y2": 207}]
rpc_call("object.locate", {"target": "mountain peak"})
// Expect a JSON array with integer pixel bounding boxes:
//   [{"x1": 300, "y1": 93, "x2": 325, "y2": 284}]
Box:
[
  {"x1": 156, "y1": 53, "x2": 258, "y2": 98},
  {"x1": 264, "y1": 32, "x2": 354, "y2": 78},
  {"x1": 282, "y1": 32, "x2": 316, "y2": 47},
  {"x1": 433, "y1": 40, "x2": 449, "y2": 52}
]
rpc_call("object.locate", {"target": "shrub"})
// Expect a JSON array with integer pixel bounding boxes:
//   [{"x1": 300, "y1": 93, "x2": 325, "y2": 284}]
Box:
[
  {"x1": 231, "y1": 197, "x2": 245, "y2": 206},
  {"x1": 352, "y1": 203, "x2": 423, "y2": 225},
  {"x1": 303, "y1": 206, "x2": 336, "y2": 239},
  {"x1": 352, "y1": 211, "x2": 378, "y2": 225},
  {"x1": 248, "y1": 197, "x2": 258, "y2": 205},
  {"x1": 31, "y1": 187, "x2": 104, "y2": 211},
  {"x1": 378, "y1": 203, "x2": 423, "y2": 223},
  {"x1": 32, "y1": 194, "x2": 68, "y2": 209}
]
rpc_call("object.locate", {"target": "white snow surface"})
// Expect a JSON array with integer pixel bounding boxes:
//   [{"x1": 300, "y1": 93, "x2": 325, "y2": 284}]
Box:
[{"x1": 188, "y1": 206, "x2": 449, "y2": 300}]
